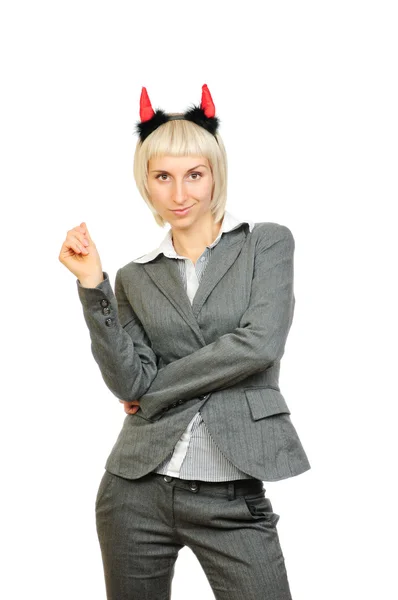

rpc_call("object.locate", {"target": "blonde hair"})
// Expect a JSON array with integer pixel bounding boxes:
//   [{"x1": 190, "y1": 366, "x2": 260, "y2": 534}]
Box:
[{"x1": 133, "y1": 114, "x2": 228, "y2": 228}]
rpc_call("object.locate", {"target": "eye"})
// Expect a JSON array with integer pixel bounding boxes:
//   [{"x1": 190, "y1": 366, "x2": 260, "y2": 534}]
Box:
[{"x1": 155, "y1": 172, "x2": 203, "y2": 181}]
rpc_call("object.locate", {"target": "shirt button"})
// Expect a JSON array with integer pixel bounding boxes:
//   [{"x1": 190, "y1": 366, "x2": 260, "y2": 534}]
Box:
[
  {"x1": 177, "y1": 399, "x2": 184, "y2": 405},
  {"x1": 200, "y1": 256, "x2": 205, "y2": 261}
]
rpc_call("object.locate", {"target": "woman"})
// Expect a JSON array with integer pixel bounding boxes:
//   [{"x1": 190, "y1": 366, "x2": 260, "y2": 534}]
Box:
[{"x1": 59, "y1": 84, "x2": 311, "y2": 600}]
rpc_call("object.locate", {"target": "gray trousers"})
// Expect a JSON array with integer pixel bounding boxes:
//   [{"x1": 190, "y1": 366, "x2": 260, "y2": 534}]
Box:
[{"x1": 95, "y1": 470, "x2": 293, "y2": 600}]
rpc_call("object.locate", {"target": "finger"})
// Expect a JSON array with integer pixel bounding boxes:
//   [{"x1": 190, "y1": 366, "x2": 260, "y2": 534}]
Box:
[
  {"x1": 122, "y1": 400, "x2": 140, "y2": 414},
  {"x1": 70, "y1": 227, "x2": 90, "y2": 248},
  {"x1": 72, "y1": 225, "x2": 86, "y2": 234},
  {"x1": 75, "y1": 231, "x2": 90, "y2": 248},
  {"x1": 80, "y1": 222, "x2": 94, "y2": 243},
  {"x1": 68, "y1": 234, "x2": 89, "y2": 254}
]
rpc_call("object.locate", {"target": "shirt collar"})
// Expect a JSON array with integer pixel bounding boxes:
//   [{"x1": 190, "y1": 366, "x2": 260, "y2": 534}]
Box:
[{"x1": 133, "y1": 209, "x2": 255, "y2": 263}]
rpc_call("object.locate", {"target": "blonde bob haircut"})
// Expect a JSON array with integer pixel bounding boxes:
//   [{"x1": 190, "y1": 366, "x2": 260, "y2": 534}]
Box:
[{"x1": 133, "y1": 114, "x2": 228, "y2": 228}]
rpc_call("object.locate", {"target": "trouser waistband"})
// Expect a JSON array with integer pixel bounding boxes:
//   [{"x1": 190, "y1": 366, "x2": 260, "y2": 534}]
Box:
[{"x1": 149, "y1": 471, "x2": 264, "y2": 500}]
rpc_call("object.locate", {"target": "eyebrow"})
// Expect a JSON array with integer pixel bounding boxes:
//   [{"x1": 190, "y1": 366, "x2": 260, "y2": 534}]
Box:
[{"x1": 150, "y1": 164, "x2": 208, "y2": 173}]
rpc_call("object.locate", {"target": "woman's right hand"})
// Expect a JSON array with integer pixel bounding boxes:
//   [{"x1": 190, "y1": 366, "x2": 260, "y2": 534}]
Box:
[
  {"x1": 59, "y1": 222, "x2": 103, "y2": 283},
  {"x1": 120, "y1": 400, "x2": 141, "y2": 415}
]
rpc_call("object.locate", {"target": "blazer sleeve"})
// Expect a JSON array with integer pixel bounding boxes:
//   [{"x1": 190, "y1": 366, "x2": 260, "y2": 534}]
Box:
[
  {"x1": 138, "y1": 224, "x2": 296, "y2": 421},
  {"x1": 76, "y1": 269, "x2": 158, "y2": 400}
]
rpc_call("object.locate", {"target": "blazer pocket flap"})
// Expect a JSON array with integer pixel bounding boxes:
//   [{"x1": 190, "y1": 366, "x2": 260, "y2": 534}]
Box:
[{"x1": 245, "y1": 387, "x2": 291, "y2": 421}]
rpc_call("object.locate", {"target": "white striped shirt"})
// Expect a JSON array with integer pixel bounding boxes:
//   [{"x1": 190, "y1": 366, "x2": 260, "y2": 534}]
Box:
[{"x1": 133, "y1": 210, "x2": 256, "y2": 481}]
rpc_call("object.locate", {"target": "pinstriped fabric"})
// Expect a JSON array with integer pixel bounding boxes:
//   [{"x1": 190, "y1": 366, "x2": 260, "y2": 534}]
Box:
[
  {"x1": 77, "y1": 215, "x2": 311, "y2": 483},
  {"x1": 134, "y1": 210, "x2": 258, "y2": 481}
]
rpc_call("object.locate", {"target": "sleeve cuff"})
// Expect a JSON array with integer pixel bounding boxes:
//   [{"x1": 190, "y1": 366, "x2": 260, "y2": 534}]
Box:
[{"x1": 76, "y1": 271, "x2": 115, "y2": 309}]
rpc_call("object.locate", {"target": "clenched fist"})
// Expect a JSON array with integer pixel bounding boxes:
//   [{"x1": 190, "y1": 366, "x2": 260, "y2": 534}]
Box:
[{"x1": 59, "y1": 222, "x2": 103, "y2": 287}]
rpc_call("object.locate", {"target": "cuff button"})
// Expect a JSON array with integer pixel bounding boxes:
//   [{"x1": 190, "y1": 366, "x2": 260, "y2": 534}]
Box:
[
  {"x1": 100, "y1": 299, "x2": 109, "y2": 308},
  {"x1": 105, "y1": 318, "x2": 112, "y2": 327}
]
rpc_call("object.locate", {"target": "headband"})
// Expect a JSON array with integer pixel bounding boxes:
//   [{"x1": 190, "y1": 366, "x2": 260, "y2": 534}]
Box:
[{"x1": 135, "y1": 83, "x2": 220, "y2": 143}]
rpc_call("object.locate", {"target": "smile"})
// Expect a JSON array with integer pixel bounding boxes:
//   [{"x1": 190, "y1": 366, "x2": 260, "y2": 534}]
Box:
[{"x1": 171, "y1": 205, "x2": 194, "y2": 216}]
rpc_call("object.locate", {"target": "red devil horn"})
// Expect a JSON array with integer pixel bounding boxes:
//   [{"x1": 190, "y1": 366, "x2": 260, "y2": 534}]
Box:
[
  {"x1": 200, "y1": 84, "x2": 216, "y2": 118},
  {"x1": 140, "y1": 87, "x2": 155, "y2": 122}
]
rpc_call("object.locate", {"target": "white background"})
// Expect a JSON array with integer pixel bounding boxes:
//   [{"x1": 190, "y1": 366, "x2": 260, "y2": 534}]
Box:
[{"x1": 1, "y1": 1, "x2": 397, "y2": 598}]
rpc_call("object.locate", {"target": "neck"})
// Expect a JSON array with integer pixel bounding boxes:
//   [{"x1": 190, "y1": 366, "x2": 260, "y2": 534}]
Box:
[{"x1": 171, "y1": 211, "x2": 224, "y2": 259}]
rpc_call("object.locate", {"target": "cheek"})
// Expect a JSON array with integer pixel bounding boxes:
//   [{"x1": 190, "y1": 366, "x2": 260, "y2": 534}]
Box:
[
  {"x1": 148, "y1": 183, "x2": 167, "y2": 203},
  {"x1": 198, "y1": 179, "x2": 214, "y2": 199}
]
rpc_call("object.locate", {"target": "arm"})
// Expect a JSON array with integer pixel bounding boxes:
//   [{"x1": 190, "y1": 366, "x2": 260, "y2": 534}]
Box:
[
  {"x1": 138, "y1": 224, "x2": 296, "y2": 421},
  {"x1": 76, "y1": 269, "x2": 158, "y2": 400}
]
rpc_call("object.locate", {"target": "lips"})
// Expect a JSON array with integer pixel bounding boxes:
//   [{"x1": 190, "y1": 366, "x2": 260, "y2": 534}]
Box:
[{"x1": 172, "y1": 205, "x2": 193, "y2": 215}]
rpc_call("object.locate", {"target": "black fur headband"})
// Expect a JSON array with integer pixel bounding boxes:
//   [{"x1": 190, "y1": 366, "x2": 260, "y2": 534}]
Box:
[{"x1": 135, "y1": 84, "x2": 220, "y2": 143}]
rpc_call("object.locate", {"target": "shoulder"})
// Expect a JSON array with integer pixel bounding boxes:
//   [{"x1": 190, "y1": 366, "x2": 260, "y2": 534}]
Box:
[
  {"x1": 251, "y1": 221, "x2": 295, "y2": 249},
  {"x1": 111, "y1": 259, "x2": 139, "y2": 290},
  {"x1": 115, "y1": 252, "x2": 161, "y2": 288}
]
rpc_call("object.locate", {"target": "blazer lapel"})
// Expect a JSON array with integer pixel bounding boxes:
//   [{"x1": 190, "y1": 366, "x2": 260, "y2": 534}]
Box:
[
  {"x1": 191, "y1": 227, "x2": 247, "y2": 318},
  {"x1": 142, "y1": 226, "x2": 248, "y2": 341}
]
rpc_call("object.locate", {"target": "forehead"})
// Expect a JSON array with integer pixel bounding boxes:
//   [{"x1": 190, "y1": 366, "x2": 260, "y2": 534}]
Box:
[{"x1": 148, "y1": 155, "x2": 210, "y2": 171}]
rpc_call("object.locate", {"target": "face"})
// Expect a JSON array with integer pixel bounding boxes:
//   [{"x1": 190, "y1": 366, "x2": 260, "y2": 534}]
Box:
[{"x1": 147, "y1": 155, "x2": 214, "y2": 228}]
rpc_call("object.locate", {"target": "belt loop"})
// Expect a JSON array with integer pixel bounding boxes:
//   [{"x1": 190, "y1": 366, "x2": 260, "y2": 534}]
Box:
[{"x1": 227, "y1": 482, "x2": 236, "y2": 500}]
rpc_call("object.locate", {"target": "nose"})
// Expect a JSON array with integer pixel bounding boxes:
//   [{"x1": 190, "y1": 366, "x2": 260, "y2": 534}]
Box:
[{"x1": 172, "y1": 180, "x2": 189, "y2": 205}]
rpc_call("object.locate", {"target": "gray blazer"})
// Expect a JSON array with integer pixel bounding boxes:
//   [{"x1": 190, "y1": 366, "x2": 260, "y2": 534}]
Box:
[{"x1": 77, "y1": 221, "x2": 311, "y2": 481}]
